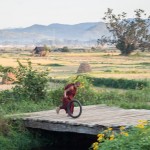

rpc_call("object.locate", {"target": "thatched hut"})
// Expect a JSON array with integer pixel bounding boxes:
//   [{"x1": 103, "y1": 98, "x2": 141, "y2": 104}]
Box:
[{"x1": 32, "y1": 46, "x2": 49, "y2": 57}]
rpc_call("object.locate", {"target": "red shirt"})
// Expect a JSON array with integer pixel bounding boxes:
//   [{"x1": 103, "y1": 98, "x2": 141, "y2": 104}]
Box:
[{"x1": 64, "y1": 83, "x2": 77, "y2": 100}]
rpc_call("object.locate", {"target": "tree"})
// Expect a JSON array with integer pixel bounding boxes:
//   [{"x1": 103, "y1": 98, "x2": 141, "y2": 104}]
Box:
[
  {"x1": 61, "y1": 46, "x2": 70, "y2": 52},
  {"x1": 103, "y1": 8, "x2": 150, "y2": 55},
  {"x1": 97, "y1": 35, "x2": 109, "y2": 46}
]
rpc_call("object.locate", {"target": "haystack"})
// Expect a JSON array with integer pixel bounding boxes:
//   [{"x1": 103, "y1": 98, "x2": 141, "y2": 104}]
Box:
[{"x1": 77, "y1": 62, "x2": 92, "y2": 73}]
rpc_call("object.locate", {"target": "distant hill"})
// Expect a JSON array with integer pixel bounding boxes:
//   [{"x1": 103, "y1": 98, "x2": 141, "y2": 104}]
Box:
[{"x1": 0, "y1": 22, "x2": 110, "y2": 45}]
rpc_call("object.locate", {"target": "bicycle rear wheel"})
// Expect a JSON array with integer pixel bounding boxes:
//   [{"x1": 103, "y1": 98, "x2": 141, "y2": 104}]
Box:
[{"x1": 67, "y1": 99, "x2": 82, "y2": 118}]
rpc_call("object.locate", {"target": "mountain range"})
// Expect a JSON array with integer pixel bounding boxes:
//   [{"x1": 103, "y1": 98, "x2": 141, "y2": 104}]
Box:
[{"x1": 0, "y1": 22, "x2": 110, "y2": 45}]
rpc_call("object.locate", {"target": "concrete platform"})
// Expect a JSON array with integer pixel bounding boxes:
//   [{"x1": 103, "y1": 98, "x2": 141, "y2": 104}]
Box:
[{"x1": 21, "y1": 105, "x2": 150, "y2": 135}]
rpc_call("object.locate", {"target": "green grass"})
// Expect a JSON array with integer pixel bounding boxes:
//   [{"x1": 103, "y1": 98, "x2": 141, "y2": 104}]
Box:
[
  {"x1": 44, "y1": 63, "x2": 64, "y2": 67},
  {"x1": 139, "y1": 62, "x2": 150, "y2": 66}
]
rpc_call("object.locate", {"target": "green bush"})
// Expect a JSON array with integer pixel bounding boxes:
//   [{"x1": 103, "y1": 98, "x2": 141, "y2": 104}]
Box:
[
  {"x1": 90, "y1": 77, "x2": 149, "y2": 89},
  {"x1": 13, "y1": 60, "x2": 49, "y2": 101},
  {"x1": 49, "y1": 87, "x2": 64, "y2": 106},
  {"x1": 0, "y1": 118, "x2": 49, "y2": 150},
  {"x1": 61, "y1": 46, "x2": 70, "y2": 52}
]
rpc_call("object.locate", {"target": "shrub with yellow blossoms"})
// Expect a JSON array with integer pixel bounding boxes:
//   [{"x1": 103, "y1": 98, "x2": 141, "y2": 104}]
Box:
[
  {"x1": 90, "y1": 127, "x2": 120, "y2": 150},
  {"x1": 136, "y1": 120, "x2": 148, "y2": 128},
  {"x1": 90, "y1": 120, "x2": 150, "y2": 150}
]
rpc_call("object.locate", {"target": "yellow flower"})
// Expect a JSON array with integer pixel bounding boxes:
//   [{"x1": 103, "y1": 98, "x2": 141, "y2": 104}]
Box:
[
  {"x1": 109, "y1": 137, "x2": 114, "y2": 140},
  {"x1": 97, "y1": 136, "x2": 103, "y2": 142},
  {"x1": 120, "y1": 126, "x2": 125, "y2": 130},
  {"x1": 93, "y1": 145, "x2": 98, "y2": 150},
  {"x1": 121, "y1": 132, "x2": 129, "y2": 136},
  {"x1": 108, "y1": 127, "x2": 113, "y2": 131},
  {"x1": 136, "y1": 124, "x2": 145, "y2": 129},
  {"x1": 138, "y1": 120, "x2": 148, "y2": 125},
  {"x1": 109, "y1": 134, "x2": 115, "y2": 140},
  {"x1": 92, "y1": 142, "x2": 98, "y2": 147},
  {"x1": 97, "y1": 134, "x2": 104, "y2": 138},
  {"x1": 97, "y1": 134, "x2": 104, "y2": 142},
  {"x1": 110, "y1": 134, "x2": 115, "y2": 138},
  {"x1": 104, "y1": 130, "x2": 108, "y2": 133},
  {"x1": 92, "y1": 142, "x2": 99, "y2": 150}
]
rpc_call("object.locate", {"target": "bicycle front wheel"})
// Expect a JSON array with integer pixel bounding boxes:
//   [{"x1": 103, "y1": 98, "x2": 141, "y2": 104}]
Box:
[{"x1": 67, "y1": 99, "x2": 82, "y2": 118}]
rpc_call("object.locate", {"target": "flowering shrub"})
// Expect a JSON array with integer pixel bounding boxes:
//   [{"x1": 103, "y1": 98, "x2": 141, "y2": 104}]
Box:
[
  {"x1": 66, "y1": 75, "x2": 94, "y2": 104},
  {"x1": 67, "y1": 74, "x2": 92, "y2": 90},
  {"x1": 90, "y1": 120, "x2": 150, "y2": 150}
]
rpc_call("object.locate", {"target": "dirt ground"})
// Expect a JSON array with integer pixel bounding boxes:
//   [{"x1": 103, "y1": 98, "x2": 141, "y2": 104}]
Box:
[{"x1": 0, "y1": 82, "x2": 15, "y2": 91}]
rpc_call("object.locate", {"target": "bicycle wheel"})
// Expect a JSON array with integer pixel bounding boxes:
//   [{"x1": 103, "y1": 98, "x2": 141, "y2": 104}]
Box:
[{"x1": 67, "y1": 99, "x2": 82, "y2": 118}]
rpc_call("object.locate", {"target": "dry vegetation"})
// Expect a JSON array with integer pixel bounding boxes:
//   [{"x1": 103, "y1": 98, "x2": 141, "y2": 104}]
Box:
[{"x1": 0, "y1": 47, "x2": 150, "y2": 81}]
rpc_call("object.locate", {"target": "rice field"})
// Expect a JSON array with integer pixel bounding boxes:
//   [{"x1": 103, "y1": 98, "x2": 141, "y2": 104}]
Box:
[{"x1": 0, "y1": 49, "x2": 150, "y2": 80}]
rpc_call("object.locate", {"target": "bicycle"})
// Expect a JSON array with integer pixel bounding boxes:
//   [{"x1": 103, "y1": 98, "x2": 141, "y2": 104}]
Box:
[{"x1": 67, "y1": 99, "x2": 82, "y2": 118}]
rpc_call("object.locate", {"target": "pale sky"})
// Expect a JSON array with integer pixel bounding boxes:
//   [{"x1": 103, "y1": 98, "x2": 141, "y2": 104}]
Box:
[{"x1": 0, "y1": 0, "x2": 150, "y2": 29}]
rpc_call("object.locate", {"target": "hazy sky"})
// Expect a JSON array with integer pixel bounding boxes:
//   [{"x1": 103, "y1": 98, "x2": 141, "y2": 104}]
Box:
[{"x1": 0, "y1": 0, "x2": 150, "y2": 29}]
